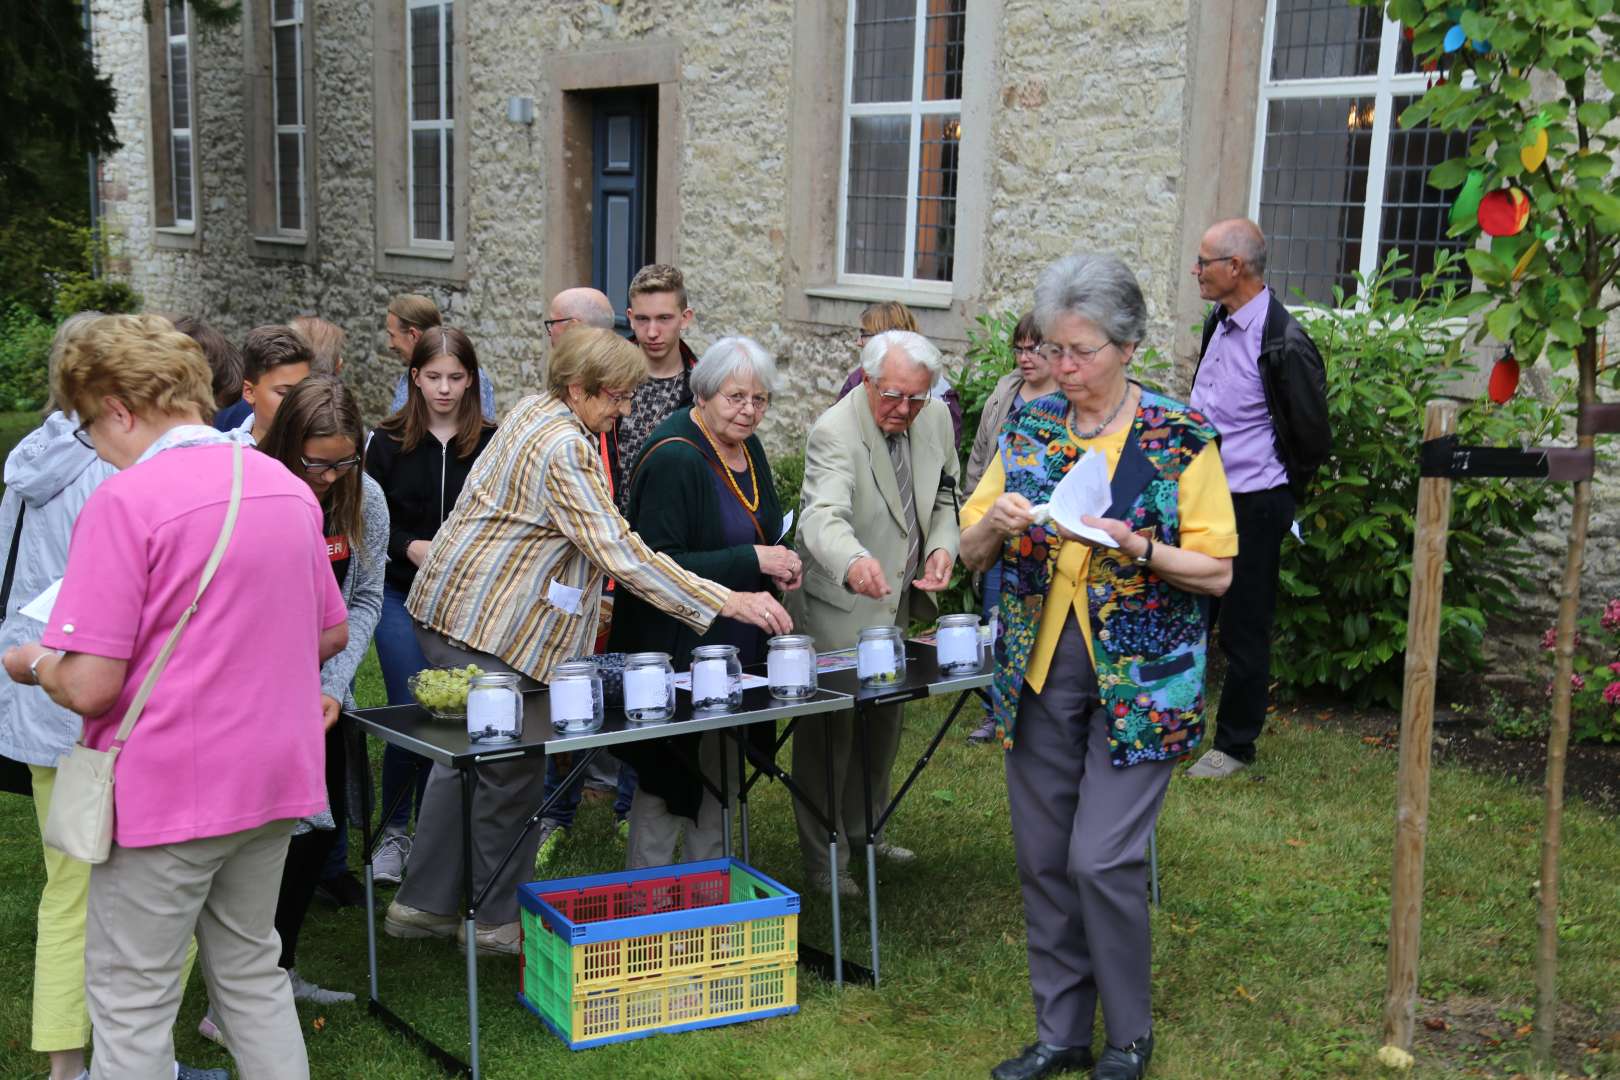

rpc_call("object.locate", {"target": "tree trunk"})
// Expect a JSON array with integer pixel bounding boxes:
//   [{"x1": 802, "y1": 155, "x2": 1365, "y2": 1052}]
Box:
[{"x1": 1531, "y1": 332, "x2": 1598, "y2": 1064}]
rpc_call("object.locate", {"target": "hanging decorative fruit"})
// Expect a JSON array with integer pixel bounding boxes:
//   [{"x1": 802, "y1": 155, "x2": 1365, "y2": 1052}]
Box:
[
  {"x1": 1478, "y1": 188, "x2": 1530, "y2": 237},
  {"x1": 1488, "y1": 353, "x2": 1520, "y2": 404},
  {"x1": 1449, "y1": 171, "x2": 1487, "y2": 229},
  {"x1": 1520, "y1": 126, "x2": 1548, "y2": 172}
]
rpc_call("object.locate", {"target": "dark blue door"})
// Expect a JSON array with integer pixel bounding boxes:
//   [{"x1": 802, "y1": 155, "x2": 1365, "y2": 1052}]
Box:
[{"x1": 591, "y1": 94, "x2": 652, "y2": 331}]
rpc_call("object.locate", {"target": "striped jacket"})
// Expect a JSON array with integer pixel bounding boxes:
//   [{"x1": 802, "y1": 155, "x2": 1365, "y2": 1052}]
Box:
[{"x1": 406, "y1": 393, "x2": 729, "y2": 682}]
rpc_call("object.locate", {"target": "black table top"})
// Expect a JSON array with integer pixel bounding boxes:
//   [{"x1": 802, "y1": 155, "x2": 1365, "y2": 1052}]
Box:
[{"x1": 813, "y1": 638, "x2": 994, "y2": 708}]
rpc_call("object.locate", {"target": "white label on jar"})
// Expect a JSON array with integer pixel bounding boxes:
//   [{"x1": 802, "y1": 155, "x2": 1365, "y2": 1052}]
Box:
[
  {"x1": 692, "y1": 659, "x2": 730, "y2": 702},
  {"x1": 857, "y1": 639, "x2": 895, "y2": 678},
  {"x1": 938, "y1": 626, "x2": 979, "y2": 668},
  {"x1": 467, "y1": 686, "x2": 517, "y2": 735},
  {"x1": 550, "y1": 679, "x2": 594, "y2": 722},
  {"x1": 767, "y1": 648, "x2": 813, "y2": 689},
  {"x1": 624, "y1": 667, "x2": 668, "y2": 711}
]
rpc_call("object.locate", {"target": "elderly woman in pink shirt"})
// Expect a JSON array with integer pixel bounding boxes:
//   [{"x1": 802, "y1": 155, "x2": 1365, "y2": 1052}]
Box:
[{"x1": 2, "y1": 314, "x2": 348, "y2": 1080}]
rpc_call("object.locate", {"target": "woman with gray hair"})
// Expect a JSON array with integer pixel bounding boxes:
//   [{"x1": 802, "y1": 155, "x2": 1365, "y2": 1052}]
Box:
[
  {"x1": 959, "y1": 254, "x2": 1237, "y2": 1080},
  {"x1": 605, "y1": 335, "x2": 802, "y2": 868}
]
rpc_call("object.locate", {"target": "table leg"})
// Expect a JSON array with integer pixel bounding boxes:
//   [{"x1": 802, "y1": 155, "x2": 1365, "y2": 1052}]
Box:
[
  {"x1": 719, "y1": 732, "x2": 733, "y2": 859},
  {"x1": 352, "y1": 718, "x2": 382, "y2": 1003},
  {"x1": 458, "y1": 765, "x2": 481, "y2": 1080},
  {"x1": 823, "y1": 725, "x2": 842, "y2": 990},
  {"x1": 736, "y1": 732, "x2": 752, "y2": 866},
  {"x1": 857, "y1": 704, "x2": 880, "y2": 987}
]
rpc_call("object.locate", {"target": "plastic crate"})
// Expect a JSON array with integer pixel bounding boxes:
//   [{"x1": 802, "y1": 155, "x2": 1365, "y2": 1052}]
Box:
[{"x1": 517, "y1": 858, "x2": 799, "y2": 1049}]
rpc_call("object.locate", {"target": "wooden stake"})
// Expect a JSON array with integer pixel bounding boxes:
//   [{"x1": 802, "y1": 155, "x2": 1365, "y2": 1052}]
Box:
[{"x1": 1382, "y1": 398, "x2": 1457, "y2": 1051}]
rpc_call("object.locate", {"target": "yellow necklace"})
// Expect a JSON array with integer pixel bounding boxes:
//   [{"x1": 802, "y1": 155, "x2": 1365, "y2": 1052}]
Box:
[{"x1": 692, "y1": 409, "x2": 760, "y2": 511}]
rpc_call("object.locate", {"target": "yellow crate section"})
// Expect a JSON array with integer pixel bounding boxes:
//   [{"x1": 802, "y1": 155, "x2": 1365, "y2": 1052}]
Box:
[
  {"x1": 521, "y1": 957, "x2": 797, "y2": 1050},
  {"x1": 522, "y1": 909, "x2": 797, "y2": 993}
]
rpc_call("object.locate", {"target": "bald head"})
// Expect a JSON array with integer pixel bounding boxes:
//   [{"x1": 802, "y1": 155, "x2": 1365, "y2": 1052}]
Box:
[
  {"x1": 1205, "y1": 219, "x2": 1267, "y2": 279},
  {"x1": 546, "y1": 288, "x2": 616, "y2": 343}
]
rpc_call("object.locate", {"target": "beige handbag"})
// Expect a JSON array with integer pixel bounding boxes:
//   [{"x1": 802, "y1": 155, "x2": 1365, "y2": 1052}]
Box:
[{"x1": 43, "y1": 442, "x2": 243, "y2": 863}]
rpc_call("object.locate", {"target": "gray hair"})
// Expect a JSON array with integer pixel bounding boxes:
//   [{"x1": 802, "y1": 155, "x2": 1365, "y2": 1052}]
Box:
[
  {"x1": 859, "y1": 330, "x2": 942, "y2": 380},
  {"x1": 691, "y1": 335, "x2": 780, "y2": 399},
  {"x1": 1033, "y1": 254, "x2": 1148, "y2": 346}
]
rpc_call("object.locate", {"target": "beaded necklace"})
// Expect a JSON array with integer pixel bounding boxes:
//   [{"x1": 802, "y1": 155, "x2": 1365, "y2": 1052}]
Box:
[
  {"x1": 691, "y1": 408, "x2": 761, "y2": 512},
  {"x1": 1067, "y1": 380, "x2": 1139, "y2": 441}
]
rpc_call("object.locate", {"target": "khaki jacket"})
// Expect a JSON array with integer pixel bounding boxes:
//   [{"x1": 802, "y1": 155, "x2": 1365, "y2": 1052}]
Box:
[{"x1": 788, "y1": 389, "x2": 960, "y2": 650}]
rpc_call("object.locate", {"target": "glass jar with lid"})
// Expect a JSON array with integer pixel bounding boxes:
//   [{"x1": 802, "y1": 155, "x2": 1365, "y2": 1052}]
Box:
[
  {"x1": 935, "y1": 613, "x2": 983, "y2": 675},
  {"x1": 623, "y1": 651, "x2": 676, "y2": 723},
  {"x1": 689, "y1": 643, "x2": 742, "y2": 714},
  {"x1": 856, "y1": 625, "x2": 906, "y2": 688},
  {"x1": 549, "y1": 661, "x2": 604, "y2": 734},
  {"x1": 467, "y1": 672, "x2": 524, "y2": 744},
  {"x1": 766, "y1": 634, "x2": 818, "y2": 700}
]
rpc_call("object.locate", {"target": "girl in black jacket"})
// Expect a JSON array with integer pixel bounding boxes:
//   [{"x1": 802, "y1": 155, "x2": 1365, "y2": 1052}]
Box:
[{"x1": 363, "y1": 327, "x2": 496, "y2": 884}]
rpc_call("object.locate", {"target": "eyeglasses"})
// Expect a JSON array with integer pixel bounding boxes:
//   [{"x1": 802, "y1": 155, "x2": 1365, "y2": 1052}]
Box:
[
  {"x1": 876, "y1": 389, "x2": 931, "y2": 407},
  {"x1": 543, "y1": 316, "x2": 577, "y2": 332},
  {"x1": 1194, "y1": 254, "x2": 1238, "y2": 271},
  {"x1": 73, "y1": 422, "x2": 94, "y2": 449},
  {"x1": 599, "y1": 388, "x2": 635, "y2": 404},
  {"x1": 1013, "y1": 345, "x2": 1043, "y2": 360},
  {"x1": 299, "y1": 455, "x2": 362, "y2": 475},
  {"x1": 719, "y1": 391, "x2": 770, "y2": 412},
  {"x1": 856, "y1": 330, "x2": 875, "y2": 346},
  {"x1": 1036, "y1": 341, "x2": 1115, "y2": 365}
]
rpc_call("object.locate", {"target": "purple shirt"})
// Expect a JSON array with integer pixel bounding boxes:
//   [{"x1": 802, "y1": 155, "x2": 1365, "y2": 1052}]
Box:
[{"x1": 1190, "y1": 289, "x2": 1288, "y2": 494}]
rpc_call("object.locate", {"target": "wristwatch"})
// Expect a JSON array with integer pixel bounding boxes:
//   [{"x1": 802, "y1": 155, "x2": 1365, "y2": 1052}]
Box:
[
  {"x1": 1134, "y1": 537, "x2": 1155, "y2": 568},
  {"x1": 29, "y1": 649, "x2": 61, "y2": 685}
]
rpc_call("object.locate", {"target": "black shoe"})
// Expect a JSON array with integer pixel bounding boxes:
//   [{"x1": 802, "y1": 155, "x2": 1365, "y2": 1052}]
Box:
[
  {"x1": 317, "y1": 869, "x2": 367, "y2": 908},
  {"x1": 1093, "y1": 1033, "x2": 1154, "y2": 1080},
  {"x1": 990, "y1": 1042, "x2": 1093, "y2": 1080}
]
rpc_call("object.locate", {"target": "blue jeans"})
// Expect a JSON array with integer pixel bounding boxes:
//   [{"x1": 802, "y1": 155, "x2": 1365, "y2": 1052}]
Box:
[
  {"x1": 542, "y1": 757, "x2": 637, "y2": 828},
  {"x1": 375, "y1": 584, "x2": 432, "y2": 830}
]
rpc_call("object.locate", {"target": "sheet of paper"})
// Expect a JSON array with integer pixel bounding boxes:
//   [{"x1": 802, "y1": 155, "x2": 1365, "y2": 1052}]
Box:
[
  {"x1": 775, "y1": 510, "x2": 795, "y2": 544},
  {"x1": 1290, "y1": 520, "x2": 1303, "y2": 543},
  {"x1": 767, "y1": 648, "x2": 813, "y2": 688},
  {"x1": 937, "y1": 625, "x2": 979, "y2": 668},
  {"x1": 980, "y1": 609, "x2": 1000, "y2": 646},
  {"x1": 857, "y1": 639, "x2": 895, "y2": 679},
  {"x1": 546, "y1": 579, "x2": 583, "y2": 616},
  {"x1": 550, "y1": 679, "x2": 594, "y2": 722},
  {"x1": 690, "y1": 660, "x2": 731, "y2": 703},
  {"x1": 623, "y1": 668, "x2": 669, "y2": 711},
  {"x1": 673, "y1": 671, "x2": 768, "y2": 692},
  {"x1": 1046, "y1": 449, "x2": 1117, "y2": 548},
  {"x1": 19, "y1": 579, "x2": 62, "y2": 623},
  {"x1": 815, "y1": 649, "x2": 858, "y2": 674},
  {"x1": 467, "y1": 686, "x2": 518, "y2": 736}
]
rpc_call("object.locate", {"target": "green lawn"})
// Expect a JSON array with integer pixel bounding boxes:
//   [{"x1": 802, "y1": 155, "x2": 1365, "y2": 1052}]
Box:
[{"x1": 0, "y1": 653, "x2": 1614, "y2": 1079}]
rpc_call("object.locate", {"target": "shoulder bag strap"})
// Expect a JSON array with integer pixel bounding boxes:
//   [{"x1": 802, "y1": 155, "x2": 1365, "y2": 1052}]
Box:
[
  {"x1": 110, "y1": 441, "x2": 244, "y2": 748},
  {"x1": 0, "y1": 501, "x2": 25, "y2": 614},
  {"x1": 632, "y1": 436, "x2": 766, "y2": 543}
]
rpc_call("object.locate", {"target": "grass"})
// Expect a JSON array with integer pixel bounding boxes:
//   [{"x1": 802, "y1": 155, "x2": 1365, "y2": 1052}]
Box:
[{"x1": 0, "y1": 654, "x2": 1616, "y2": 1079}]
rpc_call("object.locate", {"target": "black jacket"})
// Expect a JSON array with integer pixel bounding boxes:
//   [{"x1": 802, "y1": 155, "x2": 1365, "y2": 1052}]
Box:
[
  {"x1": 1195, "y1": 290, "x2": 1331, "y2": 502},
  {"x1": 364, "y1": 424, "x2": 497, "y2": 593}
]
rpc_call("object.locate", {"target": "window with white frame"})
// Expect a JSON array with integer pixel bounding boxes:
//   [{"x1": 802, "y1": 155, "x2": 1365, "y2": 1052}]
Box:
[
  {"x1": 408, "y1": 0, "x2": 454, "y2": 246},
  {"x1": 1251, "y1": 0, "x2": 1472, "y2": 303},
  {"x1": 271, "y1": 0, "x2": 306, "y2": 235},
  {"x1": 165, "y1": 0, "x2": 196, "y2": 228},
  {"x1": 838, "y1": 0, "x2": 965, "y2": 288}
]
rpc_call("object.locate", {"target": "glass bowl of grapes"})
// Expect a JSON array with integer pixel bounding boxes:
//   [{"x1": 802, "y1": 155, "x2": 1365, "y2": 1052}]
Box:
[{"x1": 408, "y1": 665, "x2": 484, "y2": 721}]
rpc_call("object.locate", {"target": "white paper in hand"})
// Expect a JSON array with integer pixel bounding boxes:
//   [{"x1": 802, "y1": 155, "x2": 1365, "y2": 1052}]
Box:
[
  {"x1": 20, "y1": 579, "x2": 62, "y2": 623},
  {"x1": 1046, "y1": 449, "x2": 1117, "y2": 548},
  {"x1": 775, "y1": 510, "x2": 795, "y2": 544}
]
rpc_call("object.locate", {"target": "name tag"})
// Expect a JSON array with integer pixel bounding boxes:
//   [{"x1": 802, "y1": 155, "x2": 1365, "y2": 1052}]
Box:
[{"x1": 326, "y1": 535, "x2": 350, "y2": 561}]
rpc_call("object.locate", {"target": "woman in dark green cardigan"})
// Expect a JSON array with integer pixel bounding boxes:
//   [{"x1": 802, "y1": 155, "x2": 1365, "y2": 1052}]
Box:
[{"x1": 608, "y1": 337, "x2": 803, "y2": 868}]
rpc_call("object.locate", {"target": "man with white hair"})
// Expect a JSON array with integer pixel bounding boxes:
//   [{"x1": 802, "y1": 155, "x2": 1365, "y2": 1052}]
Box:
[{"x1": 788, "y1": 329, "x2": 960, "y2": 896}]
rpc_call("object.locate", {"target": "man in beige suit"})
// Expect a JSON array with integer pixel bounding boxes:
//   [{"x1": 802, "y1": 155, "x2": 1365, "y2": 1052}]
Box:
[{"x1": 789, "y1": 329, "x2": 961, "y2": 896}]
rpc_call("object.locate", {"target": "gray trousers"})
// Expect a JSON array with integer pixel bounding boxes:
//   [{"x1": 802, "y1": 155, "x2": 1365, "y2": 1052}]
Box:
[
  {"x1": 790, "y1": 701, "x2": 903, "y2": 876},
  {"x1": 625, "y1": 731, "x2": 734, "y2": 869},
  {"x1": 86, "y1": 820, "x2": 306, "y2": 1080},
  {"x1": 396, "y1": 627, "x2": 544, "y2": 925},
  {"x1": 1004, "y1": 614, "x2": 1173, "y2": 1050}
]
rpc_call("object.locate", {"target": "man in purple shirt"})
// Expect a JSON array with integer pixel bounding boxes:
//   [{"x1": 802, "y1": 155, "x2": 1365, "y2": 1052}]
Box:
[{"x1": 1185, "y1": 219, "x2": 1330, "y2": 777}]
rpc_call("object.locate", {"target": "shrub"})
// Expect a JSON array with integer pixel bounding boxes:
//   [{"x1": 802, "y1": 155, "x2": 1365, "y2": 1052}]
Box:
[
  {"x1": 1275, "y1": 249, "x2": 1567, "y2": 707},
  {"x1": 771, "y1": 450, "x2": 804, "y2": 544},
  {"x1": 52, "y1": 275, "x2": 139, "y2": 322},
  {"x1": 0, "y1": 305, "x2": 57, "y2": 412},
  {"x1": 1534, "y1": 598, "x2": 1620, "y2": 743}
]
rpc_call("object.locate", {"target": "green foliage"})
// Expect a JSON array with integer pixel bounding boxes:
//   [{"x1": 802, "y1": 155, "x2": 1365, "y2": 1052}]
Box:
[
  {"x1": 1535, "y1": 597, "x2": 1620, "y2": 743},
  {"x1": 53, "y1": 274, "x2": 140, "y2": 322},
  {"x1": 769, "y1": 450, "x2": 804, "y2": 545},
  {"x1": 0, "y1": 0, "x2": 120, "y2": 195},
  {"x1": 1479, "y1": 688, "x2": 1548, "y2": 741},
  {"x1": 0, "y1": 305, "x2": 57, "y2": 412},
  {"x1": 952, "y1": 310, "x2": 1019, "y2": 473},
  {"x1": 1275, "y1": 251, "x2": 1566, "y2": 707},
  {"x1": 1370, "y1": 0, "x2": 1620, "y2": 387}
]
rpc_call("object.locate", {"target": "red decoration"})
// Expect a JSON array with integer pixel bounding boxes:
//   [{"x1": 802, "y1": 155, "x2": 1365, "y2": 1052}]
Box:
[
  {"x1": 1478, "y1": 188, "x2": 1530, "y2": 237},
  {"x1": 1488, "y1": 354, "x2": 1520, "y2": 404}
]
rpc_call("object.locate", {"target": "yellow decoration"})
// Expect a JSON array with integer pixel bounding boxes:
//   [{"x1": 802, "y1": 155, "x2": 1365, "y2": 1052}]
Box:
[
  {"x1": 1512, "y1": 238, "x2": 1541, "y2": 281},
  {"x1": 1520, "y1": 126, "x2": 1548, "y2": 172},
  {"x1": 1376, "y1": 1045, "x2": 1415, "y2": 1070}
]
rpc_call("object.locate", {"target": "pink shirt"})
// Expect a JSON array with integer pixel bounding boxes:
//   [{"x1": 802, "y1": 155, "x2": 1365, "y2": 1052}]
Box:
[{"x1": 43, "y1": 445, "x2": 347, "y2": 847}]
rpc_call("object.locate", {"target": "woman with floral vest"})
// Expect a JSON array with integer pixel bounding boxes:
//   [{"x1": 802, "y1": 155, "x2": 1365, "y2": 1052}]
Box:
[{"x1": 960, "y1": 253, "x2": 1237, "y2": 1080}]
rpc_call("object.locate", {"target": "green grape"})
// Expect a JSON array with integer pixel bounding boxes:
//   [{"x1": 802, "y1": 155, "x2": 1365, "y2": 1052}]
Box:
[{"x1": 411, "y1": 665, "x2": 484, "y2": 713}]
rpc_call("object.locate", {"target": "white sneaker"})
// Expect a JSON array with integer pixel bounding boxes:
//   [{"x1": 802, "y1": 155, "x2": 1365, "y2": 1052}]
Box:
[
  {"x1": 1184, "y1": 750, "x2": 1249, "y2": 779},
  {"x1": 372, "y1": 829, "x2": 411, "y2": 885},
  {"x1": 287, "y1": 967, "x2": 355, "y2": 1004}
]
